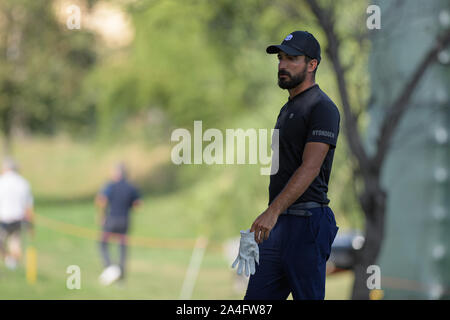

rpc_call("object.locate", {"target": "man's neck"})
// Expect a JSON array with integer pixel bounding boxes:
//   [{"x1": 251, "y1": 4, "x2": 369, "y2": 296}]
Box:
[{"x1": 288, "y1": 79, "x2": 316, "y2": 99}]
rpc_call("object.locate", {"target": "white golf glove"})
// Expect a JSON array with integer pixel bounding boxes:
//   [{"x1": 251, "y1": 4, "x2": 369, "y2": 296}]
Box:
[{"x1": 231, "y1": 229, "x2": 259, "y2": 277}]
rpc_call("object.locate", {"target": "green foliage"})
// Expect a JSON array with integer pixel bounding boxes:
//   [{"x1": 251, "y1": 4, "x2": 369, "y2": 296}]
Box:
[
  {"x1": 91, "y1": 0, "x2": 312, "y2": 136},
  {"x1": 2, "y1": 0, "x2": 368, "y2": 247},
  {"x1": 0, "y1": 0, "x2": 97, "y2": 141}
]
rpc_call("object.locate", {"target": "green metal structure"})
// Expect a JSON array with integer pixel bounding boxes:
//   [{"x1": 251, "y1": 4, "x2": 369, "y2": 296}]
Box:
[{"x1": 368, "y1": 0, "x2": 449, "y2": 299}]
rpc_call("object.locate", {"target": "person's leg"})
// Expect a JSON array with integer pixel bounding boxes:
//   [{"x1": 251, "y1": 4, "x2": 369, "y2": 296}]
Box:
[
  {"x1": 118, "y1": 233, "x2": 128, "y2": 279},
  {"x1": 244, "y1": 216, "x2": 291, "y2": 300},
  {"x1": 100, "y1": 231, "x2": 112, "y2": 268},
  {"x1": 2, "y1": 222, "x2": 22, "y2": 269},
  {"x1": 8, "y1": 232, "x2": 22, "y2": 261},
  {"x1": 284, "y1": 207, "x2": 338, "y2": 300},
  {"x1": 244, "y1": 254, "x2": 291, "y2": 300}
]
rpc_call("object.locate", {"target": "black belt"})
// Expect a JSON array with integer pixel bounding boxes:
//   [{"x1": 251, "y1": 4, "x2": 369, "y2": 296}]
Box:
[{"x1": 281, "y1": 201, "x2": 328, "y2": 217}]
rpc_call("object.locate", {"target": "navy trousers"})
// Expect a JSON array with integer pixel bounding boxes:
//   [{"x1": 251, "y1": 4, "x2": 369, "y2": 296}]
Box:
[{"x1": 244, "y1": 206, "x2": 339, "y2": 300}]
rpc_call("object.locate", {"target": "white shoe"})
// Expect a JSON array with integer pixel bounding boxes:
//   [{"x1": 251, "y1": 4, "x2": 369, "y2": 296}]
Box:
[{"x1": 99, "y1": 265, "x2": 121, "y2": 286}]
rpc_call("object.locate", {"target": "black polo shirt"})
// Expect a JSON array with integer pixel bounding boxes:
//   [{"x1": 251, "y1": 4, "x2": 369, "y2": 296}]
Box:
[{"x1": 268, "y1": 84, "x2": 340, "y2": 206}]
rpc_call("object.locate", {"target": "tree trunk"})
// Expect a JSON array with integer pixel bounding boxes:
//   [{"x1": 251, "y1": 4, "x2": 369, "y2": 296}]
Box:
[{"x1": 351, "y1": 183, "x2": 387, "y2": 299}]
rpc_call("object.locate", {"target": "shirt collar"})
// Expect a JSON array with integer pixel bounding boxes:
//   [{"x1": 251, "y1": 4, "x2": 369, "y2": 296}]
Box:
[{"x1": 288, "y1": 84, "x2": 319, "y2": 102}]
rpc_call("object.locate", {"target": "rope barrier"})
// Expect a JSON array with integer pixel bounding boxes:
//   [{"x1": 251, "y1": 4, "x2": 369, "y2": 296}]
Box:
[
  {"x1": 35, "y1": 213, "x2": 199, "y2": 250},
  {"x1": 28, "y1": 214, "x2": 450, "y2": 298}
]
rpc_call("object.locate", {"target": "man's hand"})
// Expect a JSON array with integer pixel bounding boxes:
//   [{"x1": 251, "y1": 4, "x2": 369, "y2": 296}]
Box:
[
  {"x1": 132, "y1": 199, "x2": 141, "y2": 212},
  {"x1": 250, "y1": 209, "x2": 280, "y2": 244}
]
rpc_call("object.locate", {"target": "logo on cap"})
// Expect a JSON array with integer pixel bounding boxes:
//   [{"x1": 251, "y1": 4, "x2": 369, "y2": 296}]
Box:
[{"x1": 284, "y1": 34, "x2": 293, "y2": 41}]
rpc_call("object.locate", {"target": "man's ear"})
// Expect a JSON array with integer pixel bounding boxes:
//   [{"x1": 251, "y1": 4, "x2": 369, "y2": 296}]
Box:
[{"x1": 308, "y1": 59, "x2": 318, "y2": 73}]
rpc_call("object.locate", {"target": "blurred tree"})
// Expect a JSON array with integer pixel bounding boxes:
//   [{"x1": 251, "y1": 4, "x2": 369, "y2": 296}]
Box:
[
  {"x1": 91, "y1": 0, "x2": 302, "y2": 137},
  {"x1": 0, "y1": 0, "x2": 97, "y2": 154},
  {"x1": 90, "y1": 0, "x2": 227, "y2": 139}
]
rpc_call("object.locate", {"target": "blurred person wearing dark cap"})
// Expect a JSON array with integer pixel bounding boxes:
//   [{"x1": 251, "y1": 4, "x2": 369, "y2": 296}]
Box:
[
  {"x1": 0, "y1": 158, "x2": 34, "y2": 270},
  {"x1": 245, "y1": 31, "x2": 340, "y2": 300},
  {"x1": 95, "y1": 162, "x2": 141, "y2": 285}
]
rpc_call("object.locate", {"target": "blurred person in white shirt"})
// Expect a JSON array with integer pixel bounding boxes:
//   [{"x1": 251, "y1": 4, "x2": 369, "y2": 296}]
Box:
[{"x1": 0, "y1": 158, "x2": 34, "y2": 270}]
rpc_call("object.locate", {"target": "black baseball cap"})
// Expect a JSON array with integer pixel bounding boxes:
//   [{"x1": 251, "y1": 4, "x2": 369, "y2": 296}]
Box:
[{"x1": 266, "y1": 31, "x2": 321, "y2": 64}]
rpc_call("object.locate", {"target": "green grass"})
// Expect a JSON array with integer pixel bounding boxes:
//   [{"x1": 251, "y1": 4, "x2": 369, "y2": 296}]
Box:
[
  {"x1": 0, "y1": 197, "x2": 352, "y2": 299},
  {"x1": 0, "y1": 134, "x2": 353, "y2": 299}
]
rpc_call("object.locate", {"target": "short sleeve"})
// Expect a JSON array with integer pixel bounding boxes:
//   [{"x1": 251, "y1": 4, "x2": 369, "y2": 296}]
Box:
[{"x1": 306, "y1": 101, "x2": 340, "y2": 149}]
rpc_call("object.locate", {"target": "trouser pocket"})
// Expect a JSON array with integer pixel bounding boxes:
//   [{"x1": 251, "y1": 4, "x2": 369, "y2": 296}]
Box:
[{"x1": 308, "y1": 209, "x2": 339, "y2": 262}]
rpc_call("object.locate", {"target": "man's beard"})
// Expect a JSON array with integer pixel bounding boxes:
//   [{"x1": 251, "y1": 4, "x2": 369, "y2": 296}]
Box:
[{"x1": 278, "y1": 68, "x2": 307, "y2": 89}]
